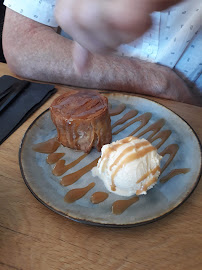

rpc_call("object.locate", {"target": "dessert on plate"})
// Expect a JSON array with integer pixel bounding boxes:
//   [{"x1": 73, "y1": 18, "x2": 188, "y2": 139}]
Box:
[
  {"x1": 50, "y1": 90, "x2": 112, "y2": 153},
  {"x1": 92, "y1": 136, "x2": 162, "y2": 196}
]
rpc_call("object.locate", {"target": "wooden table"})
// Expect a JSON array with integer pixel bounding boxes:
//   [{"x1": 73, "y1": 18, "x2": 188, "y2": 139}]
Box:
[{"x1": 0, "y1": 63, "x2": 201, "y2": 270}]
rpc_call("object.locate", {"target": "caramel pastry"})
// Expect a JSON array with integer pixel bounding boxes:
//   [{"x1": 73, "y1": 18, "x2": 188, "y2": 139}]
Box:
[{"x1": 50, "y1": 91, "x2": 112, "y2": 153}]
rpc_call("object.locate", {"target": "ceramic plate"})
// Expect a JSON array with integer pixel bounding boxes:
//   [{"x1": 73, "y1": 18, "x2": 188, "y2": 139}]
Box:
[{"x1": 19, "y1": 93, "x2": 202, "y2": 227}]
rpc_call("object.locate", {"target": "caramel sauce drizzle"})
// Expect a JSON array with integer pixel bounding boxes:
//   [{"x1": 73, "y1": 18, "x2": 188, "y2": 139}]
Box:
[
  {"x1": 109, "y1": 104, "x2": 126, "y2": 116},
  {"x1": 112, "y1": 196, "x2": 139, "y2": 215},
  {"x1": 64, "y1": 182, "x2": 95, "y2": 203},
  {"x1": 160, "y1": 168, "x2": 190, "y2": 184},
  {"x1": 111, "y1": 110, "x2": 138, "y2": 129},
  {"x1": 111, "y1": 145, "x2": 156, "y2": 191},
  {"x1": 100, "y1": 144, "x2": 121, "y2": 173},
  {"x1": 32, "y1": 137, "x2": 60, "y2": 154},
  {"x1": 137, "y1": 119, "x2": 165, "y2": 140},
  {"x1": 52, "y1": 153, "x2": 88, "y2": 176},
  {"x1": 110, "y1": 140, "x2": 150, "y2": 171},
  {"x1": 150, "y1": 130, "x2": 171, "y2": 149},
  {"x1": 32, "y1": 107, "x2": 191, "y2": 215},
  {"x1": 119, "y1": 136, "x2": 137, "y2": 144},
  {"x1": 114, "y1": 112, "x2": 152, "y2": 136},
  {"x1": 136, "y1": 176, "x2": 157, "y2": 195},
  {"x1": 91, "y1": 192, "x2": 109, "y2": 204},
  {"x1": 61, "y1": 157, "x2": 100, "y2": 186},
  {"x1": 75, "y1": 100, "x2": 101, "y2": 117},
  {"x1": 109, "y1": 145, "x2": 137, "y2": 172},
  {"x1": 160, "y1": 144, "x2": 179, "y2": 174},
  {"x1": 53, "y1": 91, "x2": 106, "y2": 118},
  {"x1": 100, "y1": 137, "x2": 137, "y2": 173},
  {"x1": 137, "y1": 166, "x2": 160, "y2": 184},
  {"x1": 46, "y1": 153, "x2": 65, "y2": 164}
]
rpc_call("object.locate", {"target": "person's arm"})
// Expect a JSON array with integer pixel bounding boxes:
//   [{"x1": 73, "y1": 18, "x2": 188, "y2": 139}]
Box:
[
  {"x1": 55, "y1": 0, "x2": 184, "y2": 72},
  {"x1": 2, "y1": 9, "x2": 198, "y2": 105}
]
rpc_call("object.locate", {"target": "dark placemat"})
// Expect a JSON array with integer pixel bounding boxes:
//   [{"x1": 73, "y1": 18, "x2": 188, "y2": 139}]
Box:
[{"x1": 0, "y1": 75, "x2": 56, "y2": 144}]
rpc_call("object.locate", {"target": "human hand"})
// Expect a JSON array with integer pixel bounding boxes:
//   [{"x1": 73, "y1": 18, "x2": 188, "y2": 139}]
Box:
[{"x1": 55, "y1": 0, "x2": 183, "y2": 73}]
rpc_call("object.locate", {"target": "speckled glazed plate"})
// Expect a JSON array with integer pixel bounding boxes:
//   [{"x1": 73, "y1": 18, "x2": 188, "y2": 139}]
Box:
[{"x1": 19, "y1": 93, "x2": 202, "y2": 227}]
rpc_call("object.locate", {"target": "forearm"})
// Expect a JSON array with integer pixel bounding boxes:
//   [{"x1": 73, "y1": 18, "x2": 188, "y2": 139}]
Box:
[
  {"x1": 3, "y1": 9, "x2": 197, "y2": 105},
  {"x1": 2, "y1": 11, "x2": 161, "y2": 91},
  {"x1": 4, "y1": 33, "x2": 194, "y2": 104}
]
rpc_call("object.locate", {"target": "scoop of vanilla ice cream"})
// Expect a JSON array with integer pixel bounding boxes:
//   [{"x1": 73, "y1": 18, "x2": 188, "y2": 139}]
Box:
[{"x1": 92, "y1": 136, "x2": 162, "y2": 196}]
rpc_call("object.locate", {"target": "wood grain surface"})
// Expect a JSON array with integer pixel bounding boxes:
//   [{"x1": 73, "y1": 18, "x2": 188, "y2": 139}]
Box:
[{"x1": 0, "y1": 63, "x2": 201, "y2": 270}]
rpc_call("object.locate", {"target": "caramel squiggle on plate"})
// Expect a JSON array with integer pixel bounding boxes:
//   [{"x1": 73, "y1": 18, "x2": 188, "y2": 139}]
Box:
[{"x1": 33, "y1": 104, "x2": 190, "y2": 214}]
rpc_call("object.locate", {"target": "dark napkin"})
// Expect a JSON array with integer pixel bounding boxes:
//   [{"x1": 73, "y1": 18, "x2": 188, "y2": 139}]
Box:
[
  {"x1": 0, "y1": 80, "x2": 30, "y2": 113},
  {"x1": 0, "y1": 75, "x2": 56, "y2": 145}
]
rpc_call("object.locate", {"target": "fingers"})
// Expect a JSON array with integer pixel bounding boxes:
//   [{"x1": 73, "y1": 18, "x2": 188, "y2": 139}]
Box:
[
  {"x1": 55, "y1": 0, "x2": 152, "y2": 55},
  {"x1": 72, "y1": 0, "x2": 123, "y2": 53},
  {"x1": 55, "y1": 0, "x2": 183, "y2": 58}
]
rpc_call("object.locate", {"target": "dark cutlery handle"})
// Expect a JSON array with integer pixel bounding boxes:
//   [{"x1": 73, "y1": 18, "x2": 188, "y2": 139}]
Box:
[{"x1": 0, "y1": 80, "x2": 30, "y2": 113}]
